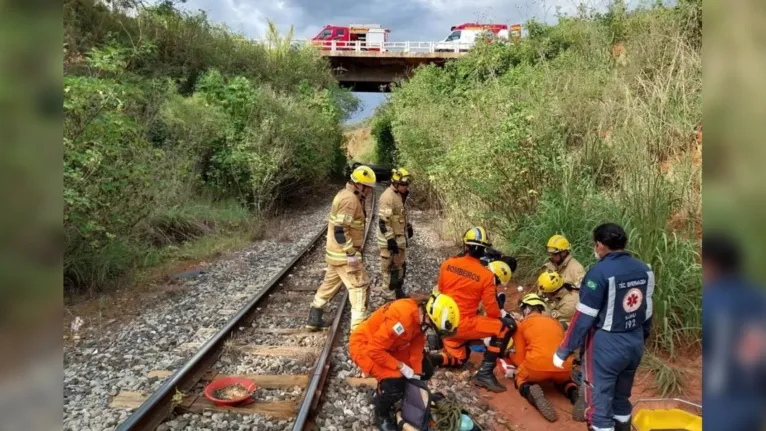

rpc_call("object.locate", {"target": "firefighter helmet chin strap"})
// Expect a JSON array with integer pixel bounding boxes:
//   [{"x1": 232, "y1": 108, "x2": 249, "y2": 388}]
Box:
[{"x1": 419, "y1": 304, "x2": 430, "y2": 333}]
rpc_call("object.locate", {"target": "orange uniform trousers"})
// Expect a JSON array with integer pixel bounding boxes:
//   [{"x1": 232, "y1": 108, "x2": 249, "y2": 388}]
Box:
[
  {"x1": 513, "y1": 364, "x2": 574, "y2": 386},
  {"x1": 507, "y1": 313, "x2": 575, "y2": 387},
  {"x1": 441, "y1": 315, "x2": 505, "y2": 364}
]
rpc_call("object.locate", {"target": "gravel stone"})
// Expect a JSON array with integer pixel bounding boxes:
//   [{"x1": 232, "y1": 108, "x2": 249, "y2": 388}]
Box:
[
  {"x1": 310, "y1": 207, "x2": 508, "y2": 430},
  {"x1": 65, "y1": 187, "x2": 511, "y2": 430},
  {"x1": 63, "y1": 196, "x2": 333, "y2": 430}
]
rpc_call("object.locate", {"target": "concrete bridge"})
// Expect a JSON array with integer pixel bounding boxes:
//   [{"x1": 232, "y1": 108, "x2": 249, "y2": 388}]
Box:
[{"x1": 291, "y1": 41, "x2": 471, "y2": 92}]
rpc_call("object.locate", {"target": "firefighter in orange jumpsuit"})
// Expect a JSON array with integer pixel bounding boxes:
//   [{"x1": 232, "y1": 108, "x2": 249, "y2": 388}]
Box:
[
  {"x1": 505, "y1": 293, "x2": 580, "y2": 422},
  {"x1": 428, "y1": 227, "x2": 517, "y2": 392},
  {"x1": 349, "y1": 293, "x2": 460, "y2": 431}
]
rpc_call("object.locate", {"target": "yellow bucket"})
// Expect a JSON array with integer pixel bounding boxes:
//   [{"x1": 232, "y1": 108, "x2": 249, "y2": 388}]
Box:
[{"x1": 631, "y1": 399, "x2": 702, "y2": 431}]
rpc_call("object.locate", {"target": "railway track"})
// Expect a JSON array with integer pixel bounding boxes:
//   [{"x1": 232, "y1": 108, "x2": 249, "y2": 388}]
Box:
[{"x1": 112, "y1": 189, "x2": 378, "y2": 431}]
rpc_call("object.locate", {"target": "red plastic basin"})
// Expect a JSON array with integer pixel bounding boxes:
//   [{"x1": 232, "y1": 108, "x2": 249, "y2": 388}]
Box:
[{"x1": 203, "y1": 377, "x2": 258, "y2": 407}]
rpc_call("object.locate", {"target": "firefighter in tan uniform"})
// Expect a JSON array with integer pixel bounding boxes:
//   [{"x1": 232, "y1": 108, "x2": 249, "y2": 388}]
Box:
[
  {"x1": 377, "y1": 168, "x2": 413, "y2": 300},
  {"x1": 306, "y1": 165, "x2": 377, "y2": 333},
  {"x1": 539, "y1": 235, "x2": 585, "y2": 325}
]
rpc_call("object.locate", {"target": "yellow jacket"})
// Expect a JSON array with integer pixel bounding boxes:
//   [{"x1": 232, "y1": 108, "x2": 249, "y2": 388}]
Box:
[
  {"x1": 376, "y1": 184, "x2": 408, "y2": 250},
  {"x1": 325, "y1": 183, "x2": 366, "y2": 265}
]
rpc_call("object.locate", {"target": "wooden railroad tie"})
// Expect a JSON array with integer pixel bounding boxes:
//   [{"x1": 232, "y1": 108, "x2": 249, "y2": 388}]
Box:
[
  {"x1": 243, "y1": 344, "x2": 320, "y2": 359},
  {"x1": 110, "y1": 373, "x2": 311, "y2": 418},
  {"x1": 280, "y1": 285, "x2": 318, "y2": 292},
  {"x1": 254, "y1": 327, "x2": 328, "y2": 336}
]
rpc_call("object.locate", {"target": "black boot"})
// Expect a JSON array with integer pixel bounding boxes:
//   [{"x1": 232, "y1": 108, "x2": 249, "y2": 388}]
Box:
[
  {"x1": 473, "y1": 352, "x2": 506, "y2": 392},
  {"x1": 474, "y1": 322, "x2": 515, "y2": 393},
  {"x1": 614, "y1": 418, "x2": 632, "y2": 431},
  {"x1": 374, "y1": 398, "x2": 398, "y2": 431},
  {"x1": 391, "y1": 269, "x2": 407, "y2": 299},
  {"x1": 520, "y1": 382, "x2": 557, "y2": 422},
  {"x1": 375, "y1": 379, "x2": 405, "y2": 431},
  {"x1": 305, "y1": 307, "x2": 324, "y2": 331}
]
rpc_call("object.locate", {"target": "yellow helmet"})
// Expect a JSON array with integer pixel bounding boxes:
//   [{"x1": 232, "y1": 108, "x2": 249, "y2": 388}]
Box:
[
  {"x1": 488, "y1": 260, "x2": 512, "y2": 285},
  {"x1": 350, "y1": 165, "x2": 376, "y2": 186},
  {"x1": 463, "y1": 226, "x2": 492, "y2": 248},
  {"x1": 546, "y1": 234, "x2": 571, "y2": 253},
  {"x1": 519, "y1": 293, "x2": 546, "y2": 309},
  {"x1": 391, "y1": 168, "x2": 411, "y2": 185},
  {"x1": 426, "y1": 292, "x2": 460, "y2": 336},
  {"x1": 537, "y1": 270, "x2": 564, "y2": 293}
]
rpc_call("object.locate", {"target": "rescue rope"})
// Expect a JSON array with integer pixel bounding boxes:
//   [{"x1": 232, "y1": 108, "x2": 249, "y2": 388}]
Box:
[{"x1": 432, "y1": 399, "x2": 483, "y2": 431}]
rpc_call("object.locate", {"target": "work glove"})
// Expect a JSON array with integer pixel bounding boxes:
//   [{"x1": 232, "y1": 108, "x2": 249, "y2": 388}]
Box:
[
  {"x1": 407, "y1": 223, "x2": 413, "y2": 238},
  {"x1": 347, "y1": 253, "x2": 361, "y2": 268},
  {"x1": 553, "y1": 353, "x2": 566, "y2": 369},
  {"x1": 399, "y1": 363, "x2": 415, "y2": 379},
  {"x1": 387, "y1": 238, "x2": 399, "y2": 254}
]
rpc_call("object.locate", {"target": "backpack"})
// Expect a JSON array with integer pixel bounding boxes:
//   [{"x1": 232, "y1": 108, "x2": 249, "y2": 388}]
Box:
[{"x1": 396, "y1": 378, "x2": 433, "y2": 431}]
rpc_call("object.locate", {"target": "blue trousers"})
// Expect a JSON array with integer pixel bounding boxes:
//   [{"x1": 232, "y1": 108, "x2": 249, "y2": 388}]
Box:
[{"x1": 582, "y1": 329, "x2": 644, "y2": 429}]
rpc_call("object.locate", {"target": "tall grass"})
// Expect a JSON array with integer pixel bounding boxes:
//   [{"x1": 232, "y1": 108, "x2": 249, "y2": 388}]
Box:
[
  {"x1": 379, "y1": 0, "x2": 702, "y2": 363},
  {"x1": 640, "y1": 352, "x2": 688, "y2": 397},
  {"x1": 64, "y1": 199, "x2": 261, "y2": 292}
]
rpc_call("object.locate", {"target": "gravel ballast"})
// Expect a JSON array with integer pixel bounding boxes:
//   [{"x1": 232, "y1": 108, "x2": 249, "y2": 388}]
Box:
[
  {"x1": 63, "y1": 200, "x2": 331, "y2": 431},
  {"x1": 65, "y1": 187, "x2": 512, "y2": 431},
  {"x1": 311, "y1": 208, "x2": 510, "y2": 431}
]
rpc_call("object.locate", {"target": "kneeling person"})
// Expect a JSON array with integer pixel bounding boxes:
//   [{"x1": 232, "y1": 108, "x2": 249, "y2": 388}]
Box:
[
  {"x1": 506, "y1": 293, "x2": 580, "y2": 422},
  {"x1": 537, "y1": 270, "x2": 578, "y2": 328},
  {"x1": 349, "y1": 293, "x2": 460, "y2": 431},
  {"x1": 429, "y1": 227, "x2": 517, "y2": 393}
]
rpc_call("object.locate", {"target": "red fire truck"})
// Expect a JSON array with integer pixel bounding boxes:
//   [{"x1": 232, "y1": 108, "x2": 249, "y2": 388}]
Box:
[{"x1": 311, "y1": 24, "x2": 390, "y2": 51}]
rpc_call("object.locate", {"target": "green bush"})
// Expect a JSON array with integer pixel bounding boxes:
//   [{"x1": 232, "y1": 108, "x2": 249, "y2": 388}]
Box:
[
  {"x1": 377, "y1": 0, "x2": 701, "y2": 357},
  {"x1": 64, "y1": 2, "x2": 357, "y2": 294},
  {"x1": 371, "y1": 105, "x2": 396, "y2": 167}
]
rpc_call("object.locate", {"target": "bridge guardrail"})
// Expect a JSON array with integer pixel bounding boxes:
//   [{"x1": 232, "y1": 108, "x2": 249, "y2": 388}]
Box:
[{"x1": 271, "y1": 40, "x2": 476, "y2": 54}]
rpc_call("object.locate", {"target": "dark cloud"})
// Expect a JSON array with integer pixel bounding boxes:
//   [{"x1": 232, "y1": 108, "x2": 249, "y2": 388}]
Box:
[{"x1": 180, "y1": 0, "x2": 584, "y2": 42}]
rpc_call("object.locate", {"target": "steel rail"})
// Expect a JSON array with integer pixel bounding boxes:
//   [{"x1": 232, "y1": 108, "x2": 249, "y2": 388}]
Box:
[
  {"x1": 291, "y1": 188, "x2": 377, "y2": 430},
  {"x1": 115, "y1": 224, "x2": 330, "y2": 431}
]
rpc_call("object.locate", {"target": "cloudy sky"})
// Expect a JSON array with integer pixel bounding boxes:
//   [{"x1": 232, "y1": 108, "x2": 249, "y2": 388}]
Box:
[{"x1": 180, "y1": 0, "x2": 617, "y2": 121}]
